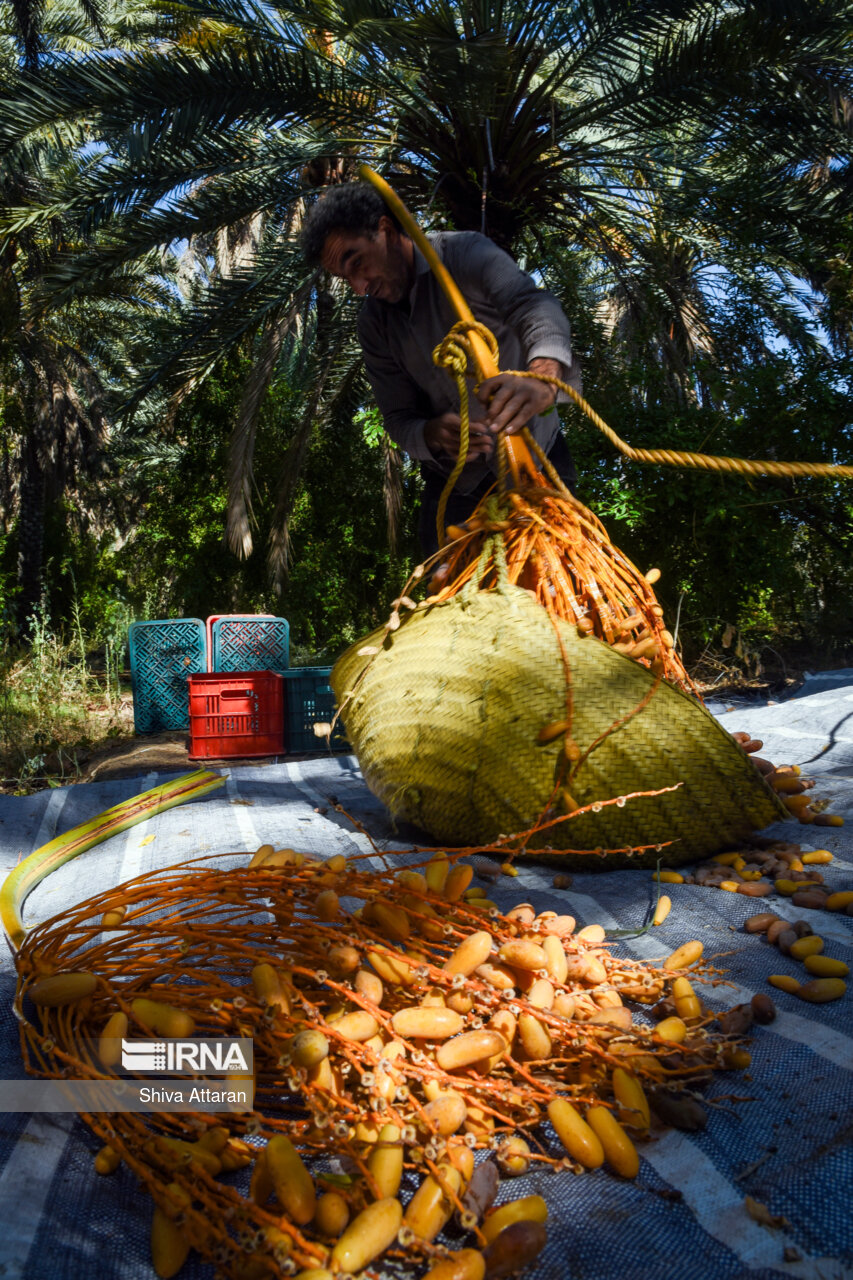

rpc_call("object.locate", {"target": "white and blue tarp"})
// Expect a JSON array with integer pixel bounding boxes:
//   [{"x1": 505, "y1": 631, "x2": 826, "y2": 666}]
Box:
[{"x1": 0, "y1": 683, "x2": 851, "y2": 1280}]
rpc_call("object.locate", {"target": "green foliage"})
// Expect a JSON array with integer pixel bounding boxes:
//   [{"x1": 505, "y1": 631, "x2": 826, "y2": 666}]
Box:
[
  {"x1": 356, "y1": 406, "x2": 390, "y2": 450},
  {"x1": 567, "y1": 338, "x2": 853, "y2": 669},
  {"x1": 0, "y1": 598, "x2": 131, "y2": 792},
  {"x1": 283, "y1": 416, "x2": 419, "y2": 656},
  {"x1": 109, "y1": 358, "x2": 420, "y2": 656}
]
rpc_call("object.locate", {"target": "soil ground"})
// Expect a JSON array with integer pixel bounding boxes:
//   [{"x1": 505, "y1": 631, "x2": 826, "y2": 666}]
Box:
[
  {"x1": 82, "y1": 729, "x2": 209, "y2": 781},
  {"x1": 79, "y1": 728, "x2": 320, "y2": 783}
]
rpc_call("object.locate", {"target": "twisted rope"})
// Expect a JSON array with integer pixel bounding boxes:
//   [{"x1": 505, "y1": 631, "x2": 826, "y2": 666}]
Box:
[
  {"x1": 431, "y1": 322, "x2": 501, "y2": 546},
  {"x1": 505, "y1": 369, "x2": 853, "y2": 481},
  {"x1": 431, "y1": 317, "x2": 853, "y2": 490}
]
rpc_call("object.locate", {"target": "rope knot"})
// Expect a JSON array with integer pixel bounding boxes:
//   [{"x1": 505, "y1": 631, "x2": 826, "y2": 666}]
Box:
[
  {"x1": 431, "y1": 321, "x2": 501, "y2": 547},
  {"x1": 432, "y1": 319, "x2": 500, "y2": 379}
]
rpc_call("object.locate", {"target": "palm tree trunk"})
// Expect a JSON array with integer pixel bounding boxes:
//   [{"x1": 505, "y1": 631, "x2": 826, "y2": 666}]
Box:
[
  {"x1": 382, "y1": 435, "x2": 403, "y2": 555},
  {"x1": 16, "y1": 433, "x2": 45, "y2": 636}
]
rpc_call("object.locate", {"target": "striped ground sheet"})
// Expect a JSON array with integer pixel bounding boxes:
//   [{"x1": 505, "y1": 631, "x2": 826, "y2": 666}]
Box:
[{"x1": 0, "y1": 685, "x2": 851, "y2": 1280}]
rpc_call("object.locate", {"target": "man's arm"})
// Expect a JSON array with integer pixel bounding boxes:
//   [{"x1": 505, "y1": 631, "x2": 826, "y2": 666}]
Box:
[
  {"x1": 446, "y1": 233, "x2": 577, "y2": 435},
  {"x1": 357, "y1": 309, "x2": 435, "y2": 461},
  {"x1": 423, "y1": 411, "x2": 495, "y2": 462}
]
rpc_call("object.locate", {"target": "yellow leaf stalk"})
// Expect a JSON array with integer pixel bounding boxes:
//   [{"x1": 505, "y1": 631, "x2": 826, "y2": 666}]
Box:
[{"x1": 0, "y1": 769, "x2": 223, "y2": 950}]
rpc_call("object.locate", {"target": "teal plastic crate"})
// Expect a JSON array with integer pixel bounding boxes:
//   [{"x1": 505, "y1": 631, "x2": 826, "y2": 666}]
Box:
[
  {"x1": 282, "y1": 667, "x2": 349, "y2": 753},
  {"x1": 211, "y1": 616, "x2": 289, "y2": 674},
  {"x1": 128, "y1": 619, "x2": 206, "y2": 732}
]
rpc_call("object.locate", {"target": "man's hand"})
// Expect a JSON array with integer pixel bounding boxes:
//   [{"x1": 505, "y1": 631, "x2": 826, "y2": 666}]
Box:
[
  {"x1": 476, "y1": 358, "x2": 560, "y2": 435},
  {"x1": 424, "y1": 410, "x2": 495, "y2": 462}
]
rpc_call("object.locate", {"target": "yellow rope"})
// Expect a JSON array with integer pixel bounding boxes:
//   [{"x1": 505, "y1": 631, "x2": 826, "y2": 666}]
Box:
[
  {"x1": 506, "y1": 368, "x2": 853, "y2": 481},
  {"x1": 431, "y1": 326, "x2": 498, "y2": 545},
  {"x1": 432, "y1": 317, "x2": 853, "y2": 484}
]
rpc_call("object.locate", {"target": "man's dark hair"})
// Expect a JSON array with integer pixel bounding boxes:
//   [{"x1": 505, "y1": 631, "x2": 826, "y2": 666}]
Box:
[{"x1": 300, "y1": 182, "x2": 401, "y2": 266}]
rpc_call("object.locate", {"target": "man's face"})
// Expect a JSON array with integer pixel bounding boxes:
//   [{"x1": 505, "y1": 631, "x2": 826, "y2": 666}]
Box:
[{"x1": 320, "y1": 215, "x2": 413, "y2": 304}]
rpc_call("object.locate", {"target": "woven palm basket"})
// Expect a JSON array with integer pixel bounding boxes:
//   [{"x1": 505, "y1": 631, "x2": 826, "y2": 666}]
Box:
[{"x1": 331, "y1": 585, "x2": 787, "y2": 867}]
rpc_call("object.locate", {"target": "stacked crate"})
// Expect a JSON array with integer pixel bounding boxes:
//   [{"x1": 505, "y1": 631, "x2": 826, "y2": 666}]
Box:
[
  {"x1": 129, "y1": 614, "x2": 347, "y2": 756},
  {"x1": 128, "y1": 619, "x2": 207, "y2": 733},
  {"x1": 281, "y1": 667, "x2": 349, "y2": 754}
]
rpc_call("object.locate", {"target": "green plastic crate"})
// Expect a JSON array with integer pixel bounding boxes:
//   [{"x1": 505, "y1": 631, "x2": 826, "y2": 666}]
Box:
[{"x1": 282, "y1": 667, "x2": 349, "y2": 754}]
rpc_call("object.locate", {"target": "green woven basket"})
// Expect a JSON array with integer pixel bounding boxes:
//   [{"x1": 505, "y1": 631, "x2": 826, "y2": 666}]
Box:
[{"x1": 331, "y1": 586, "x2": 787, "y2": 867}]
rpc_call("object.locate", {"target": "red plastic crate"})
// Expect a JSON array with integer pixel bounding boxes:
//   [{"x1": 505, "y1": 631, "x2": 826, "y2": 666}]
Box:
[{"x1": 187, "y1": 671, "x2": 284, "y2": 760}]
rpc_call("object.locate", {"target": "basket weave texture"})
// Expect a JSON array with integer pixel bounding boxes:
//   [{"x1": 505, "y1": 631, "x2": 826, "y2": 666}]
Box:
[{"x1": 331, "y1": 586, "x2": 787, "y2": 867}]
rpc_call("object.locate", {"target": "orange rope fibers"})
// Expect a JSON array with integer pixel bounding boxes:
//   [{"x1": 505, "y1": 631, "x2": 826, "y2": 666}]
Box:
[
  {"x1": 15, "y1": 843, "x2": 743, "y2": 1278},
  {"x1": 426, "y1": 322, "x2": 695, "y2": 697}
]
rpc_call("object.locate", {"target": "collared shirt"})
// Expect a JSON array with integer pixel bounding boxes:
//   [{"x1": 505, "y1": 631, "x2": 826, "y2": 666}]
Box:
[{"x1": 356, "y1": 231, "x2": 581, "y2": 494}]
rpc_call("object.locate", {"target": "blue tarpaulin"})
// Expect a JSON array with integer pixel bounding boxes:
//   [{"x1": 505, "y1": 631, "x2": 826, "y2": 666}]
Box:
[{"x1": 1, "y1": 685, "x2": 851, "y2": 1280}]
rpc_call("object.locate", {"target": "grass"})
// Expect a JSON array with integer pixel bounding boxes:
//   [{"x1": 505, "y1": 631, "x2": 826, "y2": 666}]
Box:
[{"x1": 0, "y1": 608, "x2": 135, "y2": 794}]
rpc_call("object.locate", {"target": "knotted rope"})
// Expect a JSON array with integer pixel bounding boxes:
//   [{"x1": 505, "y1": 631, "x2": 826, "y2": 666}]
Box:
[{"x1": 431, "y1": 321, "x2": 500, "y2": 544}]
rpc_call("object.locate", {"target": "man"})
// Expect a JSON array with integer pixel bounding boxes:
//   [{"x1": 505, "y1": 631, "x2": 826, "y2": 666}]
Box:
[{"x1": 301, "y1": 183, "x2": 581, "y2": 556}]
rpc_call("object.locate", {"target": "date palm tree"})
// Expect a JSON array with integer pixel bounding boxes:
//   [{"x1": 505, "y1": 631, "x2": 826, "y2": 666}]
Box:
[
  {"x1": 4, "y1": 0, "x2": 100, "y2": 66},
  {"x1": 0, "y1": 4, "x2": 193, "y2": 630},
  {"x1": 2, "y1": 0, "x2": 850, "y2": 580},
  {"x1": 0, "y1": 140, "x2": 173, "y2": 630}
]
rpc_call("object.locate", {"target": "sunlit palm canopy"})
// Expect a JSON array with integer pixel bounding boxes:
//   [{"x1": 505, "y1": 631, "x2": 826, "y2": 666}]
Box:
[{"x1": 1, "y1": 0, "x2": 850, "y2": 574}]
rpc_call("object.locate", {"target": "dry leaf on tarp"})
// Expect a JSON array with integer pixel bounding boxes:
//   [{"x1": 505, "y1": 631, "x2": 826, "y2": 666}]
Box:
[{"x1": 744, "y1": 1196, "x2": 791, "y2": 1230}]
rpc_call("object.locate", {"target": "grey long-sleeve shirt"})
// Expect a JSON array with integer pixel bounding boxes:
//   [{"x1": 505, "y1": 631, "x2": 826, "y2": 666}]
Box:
[{"x1": 356, "y1": 231, "x2": 581, "y2": 495}]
